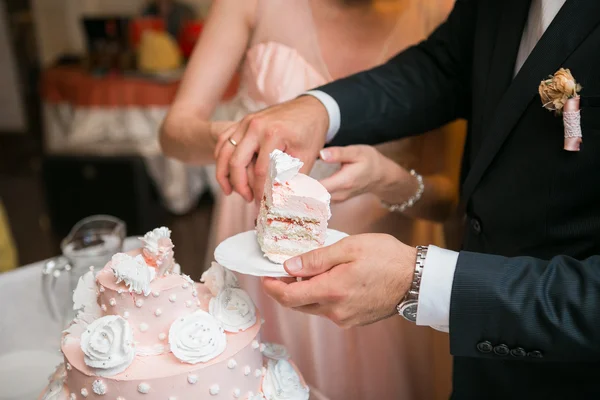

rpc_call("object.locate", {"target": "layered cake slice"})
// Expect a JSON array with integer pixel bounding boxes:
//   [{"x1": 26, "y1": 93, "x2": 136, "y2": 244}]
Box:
[{"x1": 256, "y1": 150, "x2": 331, "y2": 264}]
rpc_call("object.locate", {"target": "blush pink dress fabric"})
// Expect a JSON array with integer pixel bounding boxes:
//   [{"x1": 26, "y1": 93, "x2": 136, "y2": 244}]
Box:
[{"x1": 205, "y1": 1, "x2": 456, "y2": 398}]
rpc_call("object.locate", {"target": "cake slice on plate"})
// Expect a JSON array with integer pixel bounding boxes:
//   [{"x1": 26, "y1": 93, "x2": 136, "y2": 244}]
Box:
[{"x1": 256, "y1": 150, "x2": 331, "y2": 264}]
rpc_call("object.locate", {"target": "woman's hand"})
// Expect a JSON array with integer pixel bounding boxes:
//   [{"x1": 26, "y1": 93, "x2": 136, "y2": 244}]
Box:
[
  {"x1": 209, "y1": 121, "x2": 236, "y2": 143},
  {"x1": 319, "y1": 145, "x2": 414, "y2": 203}
]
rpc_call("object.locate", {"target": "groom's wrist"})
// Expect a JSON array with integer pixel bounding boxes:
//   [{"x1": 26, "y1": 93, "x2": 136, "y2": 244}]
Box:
[
  {"x1": 302, "y1": 90, "x2": 341, "y2": 143},
  {"x1": 396, "y1": 246, "x2": 427, "y2": 322}
]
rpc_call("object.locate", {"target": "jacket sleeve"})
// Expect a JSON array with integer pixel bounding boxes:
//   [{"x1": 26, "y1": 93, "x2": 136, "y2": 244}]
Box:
[
  {"x1": 449, "y1": 251, "x2": 600, "y2": 362},
  {"x1": 317, "y1": 0, "x2": 478, "y2": 146}
]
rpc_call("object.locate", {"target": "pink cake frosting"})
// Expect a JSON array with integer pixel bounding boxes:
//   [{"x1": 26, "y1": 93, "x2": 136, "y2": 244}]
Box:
[
  {"x1": 257, "y1": 150, "x2": 331, "y2": 264},
  {"x1": 61, "y1": 289, "x2": 264, "y2": 399},
  {"x1": 96, "y1": 251, "x2": 202, "y2": 353},
  {"x1": 40, "y1": 227, "x2": 311, "y2": 400}
]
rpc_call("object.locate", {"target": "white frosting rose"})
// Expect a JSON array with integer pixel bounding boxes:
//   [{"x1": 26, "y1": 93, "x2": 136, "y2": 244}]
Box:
[
  {"x1": 209, "y1": 288, "x2": 256, "y2": 332},
  {"x1": 111, "y1": 253, "x2": 156, "y2": 296},
  {"x1": 80, "y1": 315, "x2": 136, "y2": 376},
  {"x1": 201, "y1": 262, "x2": 239, "y2": 296},
  {"x1": 168, "y1": 310, "x2": 227, "y2": 364},
  {"x1": 262, "y1": 343, "x2": 290, "y2": 360},
  {"x1": 140, "y1": 227, "x2": 171, "y2": 255},
  {"x1": 41, "y1": 363, "x2": 68, "y2": 400},
  {"x1": 140, "y1": 227, "x2": 176, "y2": 275},
  {"x1": 262, "y1": 360, "x2": 309, "y2": 400},
  {"x1": 269, "y1": 150, "x2": 303, "y2": 183}
]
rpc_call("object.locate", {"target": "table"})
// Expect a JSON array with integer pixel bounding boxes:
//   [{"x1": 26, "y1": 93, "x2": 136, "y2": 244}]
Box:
[
  {"x1": 0, "y1": 237, "x2": 140, "y2": 400},
  {"x1": 0, "y1": 237, "x2": 328, "y2": 400},
  {"x1": 41, "y1": 66, "x2": 239, "y2": 214}
]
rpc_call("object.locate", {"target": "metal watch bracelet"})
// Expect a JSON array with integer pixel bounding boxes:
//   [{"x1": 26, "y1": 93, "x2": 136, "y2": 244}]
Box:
[
  {"x1": 381, "y1": 169, "x2": 424, "y2": 213},
  {"x1": 397, "y1": 245, "x2": 428, "y2": 322}
]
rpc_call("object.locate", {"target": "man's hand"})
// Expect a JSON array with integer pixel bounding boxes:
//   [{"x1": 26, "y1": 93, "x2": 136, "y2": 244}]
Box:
[
  {"x1": 214, "y1": 95, "x2": 329, "y2": 202},
  {"x1": 262, "y1": 234, "x2": 417, "y2": 328}
]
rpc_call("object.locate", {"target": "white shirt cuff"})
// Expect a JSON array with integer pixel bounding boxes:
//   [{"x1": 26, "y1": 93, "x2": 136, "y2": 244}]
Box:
[
  {"x1": 415, "y1": 245, "x2": 459, "y2": 333},
  {"x1": 303, "y1": 90, "x2": 341, "y2": 143}
]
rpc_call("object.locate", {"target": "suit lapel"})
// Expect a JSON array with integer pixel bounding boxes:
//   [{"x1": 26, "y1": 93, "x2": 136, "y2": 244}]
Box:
[
  {"x1": 477, "y1": 0, "x2": 531, "y2": 143},
  {"x1": 462, "y1": 0, "x2": 600, "y2": 203},
  {"x1": 469, "y1": 0, "x2": 520, "y2": 150}
]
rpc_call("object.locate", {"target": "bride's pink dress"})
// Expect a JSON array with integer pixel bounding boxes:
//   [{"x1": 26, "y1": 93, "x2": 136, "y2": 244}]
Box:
[{"x1": 205, "y1": 1, "x2": 456, "y2": 398}]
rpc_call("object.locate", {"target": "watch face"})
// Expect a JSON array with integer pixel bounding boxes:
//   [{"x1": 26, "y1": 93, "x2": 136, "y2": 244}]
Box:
[{"x1": 400, "y1": 301, "x2": 418, "y2": 322}]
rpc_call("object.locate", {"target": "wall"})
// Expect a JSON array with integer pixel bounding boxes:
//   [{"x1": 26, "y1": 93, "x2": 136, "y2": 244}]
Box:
[
  {"x1": 33, "y1": 0, "x2": 211, "y2": 66},
  {"x1": 0, "y1": 1, "x2": 26, "y2": 133}
]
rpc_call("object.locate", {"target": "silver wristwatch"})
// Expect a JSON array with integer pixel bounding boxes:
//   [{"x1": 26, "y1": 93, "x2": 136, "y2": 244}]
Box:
[{"x1": 397, "y1": 246, "x2": 428, "y2": 322}]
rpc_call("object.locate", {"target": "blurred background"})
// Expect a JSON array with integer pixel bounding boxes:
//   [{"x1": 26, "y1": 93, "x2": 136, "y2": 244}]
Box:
[{"x1": 0, "y1": 0, "x2": 223, "y2": 279}]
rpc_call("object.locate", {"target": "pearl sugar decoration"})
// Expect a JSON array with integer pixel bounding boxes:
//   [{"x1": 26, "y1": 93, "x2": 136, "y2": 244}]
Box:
[
  {"x1": 92, "y1": 379, "x2": 107, "y2": 395},
  {"x1": 138, "y1": 383, "x2": 151, "y2": 394},
  {"x1": 209, "y1": 384, "x2": 220, "y2": 395},
  {"x1": 233, "y1": 388, "x2": 241, "y2": 398},
  {"x1": 109, "y1": 298, "x2": 116, "y2": 306},
  {"x1": 135, "y1": 299, "x2": 144, "y2": 308},
  {"x1": 155, "y1": 308, "x2": 162, "y2": 317},
  {"x1": 244, "y1": 366, "x2": 251, "y2": 376},
  {"x1": 227, "y1": 358, "x2": 237, "y2": 369},
  {"x1": 140, "y1": 323, "x2": 149, "y2": 332},
  {"x1": 169, "y1": 294, "x2": 177, "y2": 303},
  {"x1": 188, "y1": 374, "x2": 198, "y2": 384},
  {"x1": 81, "y1": 388, "x2": 88, "y2": 397}
]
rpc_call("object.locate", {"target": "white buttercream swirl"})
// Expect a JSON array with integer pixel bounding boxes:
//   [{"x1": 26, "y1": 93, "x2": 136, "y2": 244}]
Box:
[
  {"x1": 201, "y1": 262, "x2": 239, "y2": 297},
  {"x1": 140, "y1": 227, "x2": 176, "y2": 276},
  {"x1": 80, "y1": 315, "x2": 136, "y2": 376},
  {"x1": 168, "y1": 310, "x2": 227, "y2": 364},
  {"x1": 208, "y1": 288, "x2": 257, "y2": 332},
  {"x1": 262, "y1": 343, "x2": 290, "y2": 360},
  {"x1": 63, "y1": 269, "x2": 102, "y2": 342},
  {"x1": 41, "y1": 363, "x2": 68, "y2": 400},
  {"x1": 269, "y1": 150, "x2": 303, "y2": 183},
  {"x1": 72, "y1": 268, "x2": 100, "y2": 314},
  {"x1": 262, "y1": 360, "x2": 309, "y2": 400},
  {"x1": 111, "y1": 253, "x2": 156, "y2": 296}
]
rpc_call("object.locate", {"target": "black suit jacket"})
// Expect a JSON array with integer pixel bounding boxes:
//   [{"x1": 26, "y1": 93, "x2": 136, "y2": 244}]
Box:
[{"x1": 317, "y1": 0, "x2": 600, "y2": 398}]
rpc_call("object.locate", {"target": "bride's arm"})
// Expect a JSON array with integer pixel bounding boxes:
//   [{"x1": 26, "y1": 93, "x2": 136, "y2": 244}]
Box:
[
  {"x1": 159, "y1": 0, "x2": 257, "y2": 165},
  {"x1": 319, "y1": 120, "x2": 466, "y2": 223}
]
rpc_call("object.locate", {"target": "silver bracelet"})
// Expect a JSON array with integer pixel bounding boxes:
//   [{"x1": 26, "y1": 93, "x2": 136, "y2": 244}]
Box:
[{"x1": 380, "y1": 169, "x2": 424, "y2": 213}]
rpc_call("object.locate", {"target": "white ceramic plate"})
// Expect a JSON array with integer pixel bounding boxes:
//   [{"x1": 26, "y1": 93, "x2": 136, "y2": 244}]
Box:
[{"x1": 214, "y1": 229, "x2": 348, "y2": 277}]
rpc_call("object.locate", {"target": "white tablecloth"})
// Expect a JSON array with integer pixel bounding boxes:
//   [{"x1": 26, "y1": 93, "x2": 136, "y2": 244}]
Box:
[{"x1": 0, "y1": 237, "x2": 140, "y2": 400}]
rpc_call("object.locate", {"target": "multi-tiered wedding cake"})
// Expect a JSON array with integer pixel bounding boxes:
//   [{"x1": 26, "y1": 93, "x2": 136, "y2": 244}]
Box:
[{"x1": 40, "y1": 227, "x2": 310, "y2": 400}]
